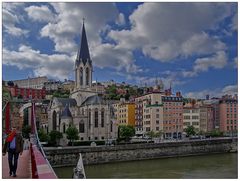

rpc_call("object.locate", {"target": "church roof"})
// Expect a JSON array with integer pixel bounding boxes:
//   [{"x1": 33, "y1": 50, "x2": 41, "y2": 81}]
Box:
[
  {"x1": 61, "y1": 105, "x2": 72, "y2": 118},
  {"x1": 81, "y1": 95, "x2": 106, "y2": 106},
  {"x1": 76, "y1": 21, "x2": 91, "y2": 66},
  {"x1": 56, "y1": 98, "x2": 77, "y2": 107}
]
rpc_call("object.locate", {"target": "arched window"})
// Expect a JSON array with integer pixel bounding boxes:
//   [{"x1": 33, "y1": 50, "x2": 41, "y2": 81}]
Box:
[
  {"x1": 79, "y1": 122, "x2": 84, "y2": 133},
  {"x1": 63, "y1": 123, "x2": 66, "y2": 133},
  {"x1": 95, "y1": 108, "x2": 98, "y2": 128},
  {"x1": 86, "y1": 67, "x2": 89, "y2": 85},
  {"x1": 101, "y1": 108, "x2": 104, "y2": 127},
  {"x1": 88, "y1": 109, "x2": 91, "y2": 129},
  {"x1": 52, "y1": 111, "x2": 57, "y2": 130},
  {"x1": 110, "y1": 121, "x2": 113, "y2": 132},
  {"x1": 80, "y1": 67, "x2": 83, "y2": 85}
]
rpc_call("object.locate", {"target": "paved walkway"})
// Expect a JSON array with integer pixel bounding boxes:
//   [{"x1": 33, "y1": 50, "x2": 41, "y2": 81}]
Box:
[{"x1": 2, "y1": 150, "x2": 31, "y2": 179}]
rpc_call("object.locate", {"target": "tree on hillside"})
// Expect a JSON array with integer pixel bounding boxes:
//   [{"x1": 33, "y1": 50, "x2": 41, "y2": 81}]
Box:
[
  {"x1": 118, "y1": 125, "x2": 135, "y2": 142},
  {"x1": 184, "y1": 125, "x2": 196, "y2": 137},
  {"x1": 66, "y1": 125, "x2": 79, "y2": 146}
]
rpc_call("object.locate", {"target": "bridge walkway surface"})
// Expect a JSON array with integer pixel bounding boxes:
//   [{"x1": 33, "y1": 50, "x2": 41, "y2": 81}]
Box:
[{"x1": 2, "y1": 150, "x2": 31, "y2": 179}]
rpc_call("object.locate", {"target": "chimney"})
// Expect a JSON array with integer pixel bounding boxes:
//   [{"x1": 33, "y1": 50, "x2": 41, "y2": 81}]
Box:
[{"x1": 176, "y1": 91, "x2": 181, "y2": 97}]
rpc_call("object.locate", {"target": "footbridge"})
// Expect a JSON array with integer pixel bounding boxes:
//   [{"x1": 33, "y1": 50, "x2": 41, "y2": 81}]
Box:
[{"x1": 2, "y1": 101, "x2": 58, "y2": 179}]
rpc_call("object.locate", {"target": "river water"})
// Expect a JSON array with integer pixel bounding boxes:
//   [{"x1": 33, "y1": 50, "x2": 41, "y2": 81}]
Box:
[{"x1": 54, "y1": 153, "x2": 237, "y2": 179}]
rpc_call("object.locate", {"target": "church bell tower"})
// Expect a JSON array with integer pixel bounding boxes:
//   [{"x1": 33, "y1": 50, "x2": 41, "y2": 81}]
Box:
[{"x1": 75, "y1": 20, "x2": 92, "y2": 90}]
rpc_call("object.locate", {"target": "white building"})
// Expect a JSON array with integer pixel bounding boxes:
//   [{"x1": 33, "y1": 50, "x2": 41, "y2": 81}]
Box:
[{"x1": 183, "y1": 104, "x2": 200, "y2": 132}]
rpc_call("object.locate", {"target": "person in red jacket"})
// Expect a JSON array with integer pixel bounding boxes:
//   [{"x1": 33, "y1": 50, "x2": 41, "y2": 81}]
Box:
[{"x1": 3, "y1": 127, "x2": 23, "y2": 177}]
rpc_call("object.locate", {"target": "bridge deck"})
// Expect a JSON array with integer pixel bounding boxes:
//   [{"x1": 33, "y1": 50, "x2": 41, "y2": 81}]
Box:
[{"x1": 2, "y1": 150, "x2": 31, "y2": 179}]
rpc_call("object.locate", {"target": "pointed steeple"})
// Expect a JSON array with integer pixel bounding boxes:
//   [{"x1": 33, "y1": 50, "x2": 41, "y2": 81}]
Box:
[{"x1": 76, "y1": 19, "x2": 91, "y2": 66}]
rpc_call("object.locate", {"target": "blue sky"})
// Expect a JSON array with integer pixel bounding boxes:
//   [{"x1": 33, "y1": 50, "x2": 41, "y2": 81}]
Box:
[{"x1": 2, "y1": 2, "x2": 238, "y2": 98}]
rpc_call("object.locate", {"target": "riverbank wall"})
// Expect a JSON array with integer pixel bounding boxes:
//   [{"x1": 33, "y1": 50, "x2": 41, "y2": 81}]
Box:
[{"x1": 44, "y1": 138, "x2": 237, "y2": 167}]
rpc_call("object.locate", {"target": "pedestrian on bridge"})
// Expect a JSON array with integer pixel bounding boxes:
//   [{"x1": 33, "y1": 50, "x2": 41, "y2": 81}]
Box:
[{"x1": 2, "y1": 127, "x2": 23, "y2": 177}]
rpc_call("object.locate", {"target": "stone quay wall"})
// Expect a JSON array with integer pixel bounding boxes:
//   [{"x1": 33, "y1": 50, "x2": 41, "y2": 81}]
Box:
[{"x1": 44, "y1": 138, "x2": 237, "y2": 167}]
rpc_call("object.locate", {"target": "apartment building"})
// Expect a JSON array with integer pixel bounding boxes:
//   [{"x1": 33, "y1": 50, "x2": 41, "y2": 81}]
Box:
[
  {"x1": 13, "y1": 76, "x2": 48, "y2": 89},
  {"x1": 162, "y1": 92, "x2": 183, "y2": 139},
  {"x1": 183, "y1": 104, "x2": 200, "y2": 133},
  {"x1": 199, "y1": 104, "x2": 214, "y2": 132},
  {"x1": 135, "y1": 92, "x2": 164, "y2": 136},
  {"x1": 219, "y1": 95, "x2": 238, "y2": 135},
  {"x1": 114, "y1": 101, "x2": 135, "y2": 126}
]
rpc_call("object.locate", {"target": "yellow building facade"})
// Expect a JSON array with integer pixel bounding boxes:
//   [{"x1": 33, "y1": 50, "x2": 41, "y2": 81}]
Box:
[{"x1": 114, "y1": 102, "x2": 135, "y2": 127}]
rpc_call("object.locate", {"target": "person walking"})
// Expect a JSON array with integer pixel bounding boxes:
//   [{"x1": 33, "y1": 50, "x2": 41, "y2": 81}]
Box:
[{"x1": 3, "y1": 127, "x2": 23, "y2": 177}]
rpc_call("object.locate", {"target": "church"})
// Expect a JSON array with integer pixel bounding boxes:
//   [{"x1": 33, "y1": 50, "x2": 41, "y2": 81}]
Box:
[{"x1": 48, "y1": 21, "x2": 118, "y2": 144}]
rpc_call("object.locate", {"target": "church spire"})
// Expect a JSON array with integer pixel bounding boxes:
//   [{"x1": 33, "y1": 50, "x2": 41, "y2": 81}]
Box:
[{"x1": 76, "y1": 19, "x2": 91, "y2": 66}]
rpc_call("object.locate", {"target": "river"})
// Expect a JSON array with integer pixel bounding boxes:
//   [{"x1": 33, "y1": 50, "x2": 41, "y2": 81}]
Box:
[{"x1": 54, "y1": 153, "x2": 237, "y2": 179}]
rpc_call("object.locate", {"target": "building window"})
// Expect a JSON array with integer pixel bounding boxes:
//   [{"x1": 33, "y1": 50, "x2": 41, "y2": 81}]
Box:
[
  {"x1": 192, "y1": 116, "x2": 199, "y2": 119},
  {"x1": 63, "y1": 123, "x2": 66, "y2": 133},
  {"x1": 156, "y1": 114, "x2": 159, "y2": 118},
  {"x1": 102, "y1": 136, "x2": 104, "y2": 140},
  {"x1": 81, "y1": 137, "x2": 84, "y2": 140},
  {"x1": 156, "y1": 120, "x2": 159, "y2": 124},
  {"x1": 146, "y1": 127, "x2": 150, "y2": 132},
  {"x1": 95, "y1": 137, "x2": 98, "y2": 140},
  {"x1": 86, "y1": 67, "x2": 89, "y2": 86},
  {"x1": 101, "y1": 109, "x2": 104, "y2": 127},
  {"x1": 110, "y1": 121, "x2": 113, "y2": 132},
  {"x1": 156, "y1": 127, "x2": 159, "y2": 131},
  {"x1": 88, "y1": 109, "x2": 91, "y2": 129},
  {"x1": 80, "y1": 68, "x2": 83, "y2": 85},
  {"x1": 79, "y1": 122, "x2": 84, "y2": 133},
  {"x1": 95, "y1": 109, "x2": 98, "y2": 127}
]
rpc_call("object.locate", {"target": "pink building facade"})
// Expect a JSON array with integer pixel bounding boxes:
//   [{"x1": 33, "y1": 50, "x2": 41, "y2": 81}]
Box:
[
  {"x1": 219, "y1": 95, "x2": 238, "y2": 135},
  {"x1": 162, "y1": 93, "x2": 183, "y2": 139}
]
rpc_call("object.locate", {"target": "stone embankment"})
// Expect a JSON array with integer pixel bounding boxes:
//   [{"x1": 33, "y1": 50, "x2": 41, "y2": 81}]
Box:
[{"x1": 44, "y1": 138, "x2": 237, "y2": 167}]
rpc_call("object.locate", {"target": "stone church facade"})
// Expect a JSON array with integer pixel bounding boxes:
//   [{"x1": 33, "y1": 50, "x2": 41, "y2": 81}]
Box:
[{"x1": 48, "y1": 22, "x2": 117, "y2": 144}]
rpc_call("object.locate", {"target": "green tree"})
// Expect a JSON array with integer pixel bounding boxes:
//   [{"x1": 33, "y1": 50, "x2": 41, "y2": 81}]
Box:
[
  {"x1": 38, "y1": 129, "x2": 49, "y2": 142},
  {"x1": 184, "y1": 125, "x2": 196, "y2": 137},
  {"x1": 155, "y1": 130, "x2": 164, "y2": 142},
  {"x1": 66, "y1": 125, "x2": 79, "y2": 146},
  {"x1": 22, "y1": 125, "x2": 31, "y2": 139},
  {"x1": 49, "y1": 130, "x2": 63, "y2": 146},
  {"x1": 118, "y1": 125, "x2": 135, "y2": 142},
  {"x1": 146, "y1": 130, "x2": 155, "y2": 141}
]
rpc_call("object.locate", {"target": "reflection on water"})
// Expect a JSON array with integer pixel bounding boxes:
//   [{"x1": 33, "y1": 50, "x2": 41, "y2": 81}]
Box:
[{"x1": 54, "y1": 153, "x2": 237, "y2": 179}]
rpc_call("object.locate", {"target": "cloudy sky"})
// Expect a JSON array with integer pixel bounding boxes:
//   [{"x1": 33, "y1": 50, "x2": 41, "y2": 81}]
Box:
[{"x1": 2, "y1": 2, "x2": 238, "y2": 98}]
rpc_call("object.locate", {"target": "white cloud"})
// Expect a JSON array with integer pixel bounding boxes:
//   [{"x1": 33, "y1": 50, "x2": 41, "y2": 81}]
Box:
[
  {"x1": 2, "y1": 8, "x2": 28, "y2": 36},
  {"x1": 222, "y1": 85, "x2": 237, "y2": 95},
  {"x1": 40, "y1": 3, "x2": 118, "y2": 54},
  {"x1": 3, "y1": 45, "x2": 73, "y2": 80},
  {"x1": 231, "y1": 12, "x2": 237, "y2": 31},
  {"x1": 25, "y1": 5, "x2": 56, "y2": 23},
  {"x1": 92, "y1": 43, "x2": 141, "y2": 74},
  {"x1": 116, "y1": 13, "x2": 126, "y2": 26},
  {"x1": 234, "y1": 57, "x2": 238, "y2": 68},
  {"x1": 184, "y1": 84, "x2": 237, "y2": 99},
  {"x1": 182, "y1": 51, "x2": 227, "y2": 77},
  {"x1": 108, "y1": 3, "x2": 232, "y2": 62}
]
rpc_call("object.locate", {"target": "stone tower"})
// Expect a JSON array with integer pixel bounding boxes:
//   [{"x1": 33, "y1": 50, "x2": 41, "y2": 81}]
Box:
[{"x1": 75, "y1": 20, "x2": 92, "y2": 90}]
